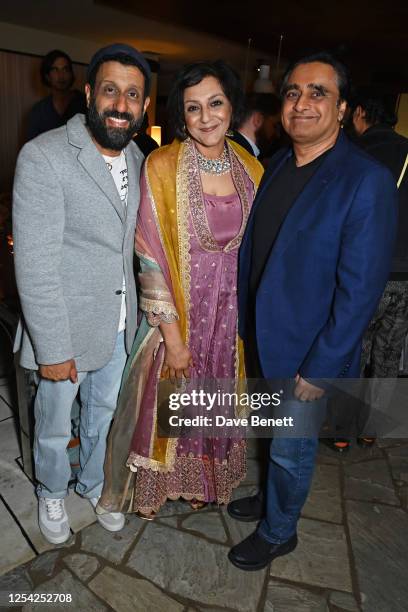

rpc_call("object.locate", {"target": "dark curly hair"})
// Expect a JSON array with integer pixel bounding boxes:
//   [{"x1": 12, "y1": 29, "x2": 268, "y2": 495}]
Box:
[
  {"x1": 350, "y1": 89, "x2": 397, "y2": 127},
  {"x1": 40, "y1": 50, "x2": 74, "y2": 88},
  {"x1": 167, "y1": 60, "x2": 244, "y2": 141}
]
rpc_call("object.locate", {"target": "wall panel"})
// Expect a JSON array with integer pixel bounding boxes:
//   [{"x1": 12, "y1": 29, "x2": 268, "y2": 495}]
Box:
[{"x1": 0, "y1": 50, "x2": 86, "y2": 192}]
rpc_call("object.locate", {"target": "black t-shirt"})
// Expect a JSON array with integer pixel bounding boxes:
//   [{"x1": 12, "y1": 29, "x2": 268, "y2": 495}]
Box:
[{"x1": 249, "y1": 149, "x2": 330, "y2": 295}]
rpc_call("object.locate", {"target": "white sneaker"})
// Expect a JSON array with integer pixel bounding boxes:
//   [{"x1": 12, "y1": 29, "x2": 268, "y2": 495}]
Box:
[
  {"x1": 38, "y1": 498, "x2": 70, "y2": 544},
  {"x1": 89, "y1": 497, "x2": 125, "y2": 532}
]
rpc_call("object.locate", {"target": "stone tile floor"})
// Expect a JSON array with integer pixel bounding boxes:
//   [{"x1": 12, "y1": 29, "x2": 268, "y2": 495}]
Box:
[
  {"x1": 1, "y1": 372, "x2": 408, "y2": 611},
  {"x1": 0, "y1": 376, "x2": 96, "y2": 574}
]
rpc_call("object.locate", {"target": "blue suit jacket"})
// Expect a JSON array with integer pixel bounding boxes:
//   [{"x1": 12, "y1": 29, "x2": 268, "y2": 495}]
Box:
[{"x1": 238, "y1": 131, "x2": 398, "y2": 379}]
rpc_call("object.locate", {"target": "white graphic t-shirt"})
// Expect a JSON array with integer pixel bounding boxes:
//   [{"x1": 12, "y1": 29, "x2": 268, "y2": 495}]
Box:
[{"x1": 103, "y1": 150, "x2": 128, "y2": 332}]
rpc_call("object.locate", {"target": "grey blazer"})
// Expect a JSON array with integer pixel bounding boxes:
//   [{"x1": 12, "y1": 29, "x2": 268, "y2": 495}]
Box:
[{"x1": 13, "y1": 114, "x2": 143, "y2": 371}]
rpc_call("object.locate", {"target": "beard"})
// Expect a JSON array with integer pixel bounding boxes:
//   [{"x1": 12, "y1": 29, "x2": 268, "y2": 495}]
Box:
[{"x1": 87, "y1": 96, "x2": 144, "y2": 151}]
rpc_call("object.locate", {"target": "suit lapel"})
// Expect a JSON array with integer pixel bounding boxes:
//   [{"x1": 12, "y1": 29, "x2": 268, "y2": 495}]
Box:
[
  {"x1": 267, "y1": 132, "x2": 349, "y2": 259},
  {"x1": 77, "y1": 143, "x2": 125, "y2": 222},
  {"x1": 67, "y1": 114, "x2": 125, "y2": 222},
  {"x1": 270, "y1": 166, "x2": 338, "y2": 258}
]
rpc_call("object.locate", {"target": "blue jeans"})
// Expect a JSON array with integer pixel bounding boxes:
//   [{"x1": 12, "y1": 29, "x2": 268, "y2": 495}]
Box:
[
  {"x1": 34, "y1": 332, "x2": 127, "y2": 499},
  {"x1": 258, "y1": 398, "x2": 326, "y2": 544}
]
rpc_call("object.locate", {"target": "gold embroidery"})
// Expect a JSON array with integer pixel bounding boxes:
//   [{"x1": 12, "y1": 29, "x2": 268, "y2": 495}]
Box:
[
  {"x1": 176, "y1": 141, "x2": 192, "y2": 346},
  {"x1": 225, "y1": 140, "x2": 252, "y2": 252},
  {"x1": 131, "y1": 440, "x2": 247, "y2": 513},
  {"x1": 187, "y1": 139, "x2": 220, "y2": 252},
  {"x1": 140, "y1": 297, "x2": 178, "y2": 317},
  {"x1": 185, "y1": 138, "x2": 252, "y2": 254}
]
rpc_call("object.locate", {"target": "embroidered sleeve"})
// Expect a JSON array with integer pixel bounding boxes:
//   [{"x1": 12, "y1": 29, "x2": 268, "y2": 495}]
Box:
[{"x1": 139, "y1": 264, "x2": 179, "y2": 327}]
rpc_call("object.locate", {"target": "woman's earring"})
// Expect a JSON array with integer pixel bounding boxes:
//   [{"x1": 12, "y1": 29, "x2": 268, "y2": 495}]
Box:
[
  {"x1": 181, "y1": 123, "x2": 187, "y2": 137},
  {"x1": 226, "y1": 128, "x2": 234, "y2": 137}
]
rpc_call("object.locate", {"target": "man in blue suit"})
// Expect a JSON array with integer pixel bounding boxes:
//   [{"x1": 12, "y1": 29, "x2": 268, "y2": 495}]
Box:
[{"x1": 227, "y1": 53, "x2": 398, "y2": 571}]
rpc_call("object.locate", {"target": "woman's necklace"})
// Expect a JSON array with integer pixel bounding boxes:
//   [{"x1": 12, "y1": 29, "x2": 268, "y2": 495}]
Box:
[{"x1": 196, "y1": 145, "x2": 231, "y2": 175}]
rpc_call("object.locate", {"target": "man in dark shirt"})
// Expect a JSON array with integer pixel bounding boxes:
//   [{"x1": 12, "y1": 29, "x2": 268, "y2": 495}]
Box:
[
  {"x1": 27, "y1": 50, "x2": 86, "y2": 140},
  {"x1": 352, "y1": 92, "x2": 408, "y2": 382},
  {"x1": 132, "y1": 113, "x2": 159, "y2": 157},
  {"x1": 227, "y1": 53, "x2": 398, "y2": 571}
]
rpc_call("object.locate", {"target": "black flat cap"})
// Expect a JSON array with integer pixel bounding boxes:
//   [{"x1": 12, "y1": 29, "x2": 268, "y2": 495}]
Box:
[{"x1": 87, "y1": 43, "x2": 151, "y2": 95}]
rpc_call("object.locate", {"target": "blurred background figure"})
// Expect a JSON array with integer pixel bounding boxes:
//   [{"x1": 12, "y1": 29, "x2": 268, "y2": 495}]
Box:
[
  {"x1": 352, "y1": 90, "x2": 408, "y2": 186},
  {"x1": 27, "y1": 49, "x2": 86, "y2": 140},
  {"x1": 352, "y1": 90, "x2": 408, "y2": 385},
  {"x1": 328, "y1": 91, "x2": 408, "y2": 452},
  {"x1": 132, "y1": 113, "x2": 159, "y2": 157},
  {"x1": 231, "y1": 93, "x2": 282, "y2": 161}
]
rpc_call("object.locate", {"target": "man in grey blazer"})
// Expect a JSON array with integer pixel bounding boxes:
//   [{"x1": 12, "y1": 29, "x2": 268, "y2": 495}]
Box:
[{"x1": 13, "y1": 44, "x2": 150, "y2": 544}]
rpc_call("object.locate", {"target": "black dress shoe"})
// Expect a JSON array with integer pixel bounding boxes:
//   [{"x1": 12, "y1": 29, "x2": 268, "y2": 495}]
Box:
[
  {"x1": 228, "y1": 530, "x2": 297, "y2": 571},
  {"x1": 227, "y1": 494, "x2": 264, "y2": 522}
]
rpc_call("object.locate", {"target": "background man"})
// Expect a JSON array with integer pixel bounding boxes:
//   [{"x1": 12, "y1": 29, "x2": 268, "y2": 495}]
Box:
[
  {"x1": 326, "y1": 91, "x2": 408, "y2": 450},
  {"x1": 13, "y1": 43, "x2": 150, "y2": 544},
  {"x1": 133, "y1": 113, "x2": 159, "y2": 157},
  {"x1": 27, "y1": 49, "x2": 87, "y2": 140},
  {"x1": 231, "y1": 93, "x2": 281, "y2": 159},
  {"x1": 228, "y1": 53, "x2": 398, "y2": 571},
  {"x1": 352, "y1": 90, "x2": 408, "y2": 382}
]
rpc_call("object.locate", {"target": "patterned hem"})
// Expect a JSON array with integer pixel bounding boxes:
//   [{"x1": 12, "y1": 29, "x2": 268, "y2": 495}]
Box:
[
  {"x1": 127, "y1": 452, "x2": 174, "y2": 473},
  {"x1": 131, "y1": 440, "x2": 246, "y2": 514}
]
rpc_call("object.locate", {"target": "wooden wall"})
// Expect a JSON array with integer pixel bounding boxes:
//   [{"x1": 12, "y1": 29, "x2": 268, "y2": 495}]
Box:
[{"x1": 0, "y1": 49, "x2": 86, "y2": 192}]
